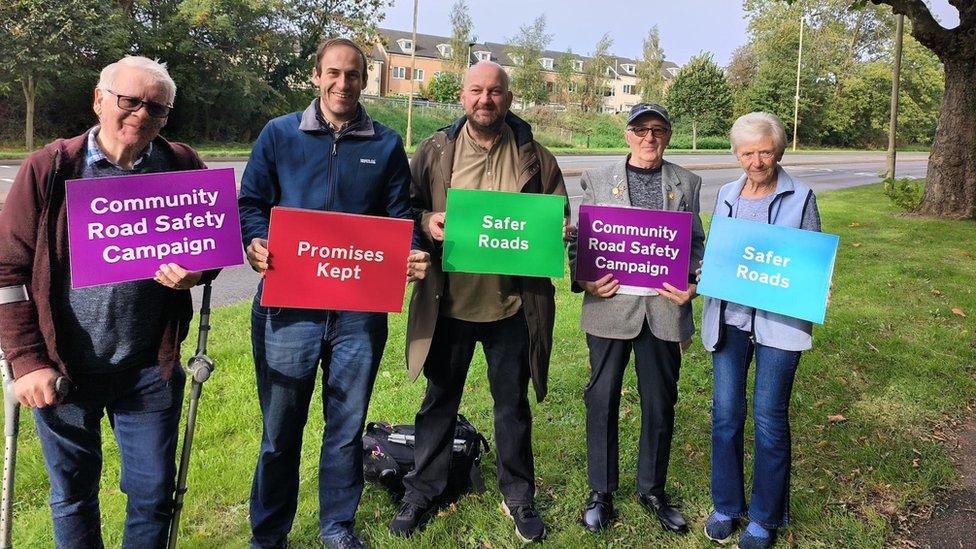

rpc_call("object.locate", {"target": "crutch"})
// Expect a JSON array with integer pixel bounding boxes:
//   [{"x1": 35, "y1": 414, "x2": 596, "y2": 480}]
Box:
[
  {"x1": 1, "y1": 345, "x2": 18, "y2": 549},
  {"x1": 1, "y1": 284, "x2": 29, "y2": 549},
  {"x1": 167, "y1": 282, "x2": 216, "y2": 549},
  {"x1": 0, "y1": 285, "x2": 69, "y2": 549}
]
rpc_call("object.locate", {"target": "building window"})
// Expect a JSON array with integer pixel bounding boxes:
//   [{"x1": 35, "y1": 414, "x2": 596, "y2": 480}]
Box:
[
  {"x1": 545, "y1": 81, "x2": 555, "y2": 92},
  {"x1": 475, "y1": 51, "x2": 491, "y2": 62},
  {"x1": 397, "y1": 39, "x2": 414, "y2": 53},
  {"x1": 540, "y1": 58, "x2": 554, "y2": 70},
  {"x1": 606, "y1": 66, "x2": 616, "y2": 77},
  {"x1": 573, "y1": 60, "x2": 583, "y2": 71},
  {"x1": 604, "y1": 86, "x2": 615, "y2": 97},
  {"x1": 437, "y1": 44, "x2": 452, "y2": 58},
  {"x1": 414, "y1": 68, "x2": 425, "y2": 81},
  {"x1": 510, "y1": 54, "x2": 522, "y2": 65},
  {"x1": 621, "y1": 63, "x2": 635, "y2": 74},
  {"x1": 392, "y1": 66, "x2": 406, "y2": 79},
  {"x1": 568, "y1": 81, "x2": 579, "y2": 92},
  {"x1": 667, "y1": 67, "x2": 679, "y2": 77},
  {"x1": 623, "y1": 84, "x2": 635, "y2": 95}
]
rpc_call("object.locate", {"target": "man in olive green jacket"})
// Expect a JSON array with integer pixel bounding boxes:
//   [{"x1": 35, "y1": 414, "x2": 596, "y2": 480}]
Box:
[{"x1": 392, "y1": 61, "x2": 567, "y2": 543}]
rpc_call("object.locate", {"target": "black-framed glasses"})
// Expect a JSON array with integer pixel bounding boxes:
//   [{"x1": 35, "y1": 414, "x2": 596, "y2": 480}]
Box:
[
  {"x1": 104, "y1": 89, "x2": 172, "y2": 118},
  {"x1": 628, "y1": 126, "x2": 670, "y2": 139}
]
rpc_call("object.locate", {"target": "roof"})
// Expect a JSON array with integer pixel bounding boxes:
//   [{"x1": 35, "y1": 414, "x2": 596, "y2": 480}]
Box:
[{"x1": 375, "y1": 28, "x2": 680, "y2": 78}]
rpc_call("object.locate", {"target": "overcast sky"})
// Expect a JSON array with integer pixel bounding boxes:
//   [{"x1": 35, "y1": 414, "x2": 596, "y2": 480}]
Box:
[{"x1": 380, "y1": 0, "x2": 961, "y2": 66}]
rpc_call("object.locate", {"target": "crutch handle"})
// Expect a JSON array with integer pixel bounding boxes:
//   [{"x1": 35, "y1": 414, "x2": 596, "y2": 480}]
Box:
[{"x1": 0, "y1": 358, "x2": 16, "y2": 439}]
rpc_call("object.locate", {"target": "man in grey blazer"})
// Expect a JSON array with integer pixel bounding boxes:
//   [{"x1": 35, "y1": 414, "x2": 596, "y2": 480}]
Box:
[{"x1": 567, "y1": 103, "x2": 705, "y2": 535}]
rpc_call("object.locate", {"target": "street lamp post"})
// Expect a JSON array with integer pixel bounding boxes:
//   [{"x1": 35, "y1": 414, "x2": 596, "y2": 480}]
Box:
[
  {"x1": 405, "y1": 0, "x2": 419, "y2": 149},
  {"x1": 792, "y1": 14, "x2": 804, "y2": 152}
]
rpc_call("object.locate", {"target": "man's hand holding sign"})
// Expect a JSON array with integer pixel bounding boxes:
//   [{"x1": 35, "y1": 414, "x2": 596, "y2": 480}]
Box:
[
  {"x1": 257, "y1": 208, "x2": 428, "y2": 312},
  {"x1": 574, "y1": 204, "x2": 696, "y2": 304}
]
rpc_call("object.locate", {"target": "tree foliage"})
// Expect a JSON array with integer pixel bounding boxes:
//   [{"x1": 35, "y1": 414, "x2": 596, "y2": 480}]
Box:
[
  {"x1": 423, "y1": 71, "x2": 462, "y2": 103},
  {"x1": 553, "y1": 48, "x2": 577, "y2": 109},
  {"x1": 0, "y1": 0, "x2": 127, "y2": 149},
  {"x1": 636, "y1": 26, "x2": 666, "y2": 103},
  {"x1": 781, "y1": 0, "x2": 972, "y2": 218},
  {"x1": 0, "y1": 0, "x2": 390, "y2": 145},
  {"x1": 448, "y1": 0, "x2": 473, "y2": 74},
  {"x1": 665, "y1": 52, "x2": 733, "y2": 149},
  {"x1": 506, "y1": 14, "x2": 552, "y2": 107},
  {"x1": 577, "y1": 34, "x2": 612, "y2": 113}
]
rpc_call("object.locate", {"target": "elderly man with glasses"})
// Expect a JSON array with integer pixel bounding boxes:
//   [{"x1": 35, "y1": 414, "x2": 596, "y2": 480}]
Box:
[
  {"x1": 0, "y1": 56, "x2": 214, "y2": 548},
  {"x1": 568, "y1": 103, "x2": 705, "y2": 536}
]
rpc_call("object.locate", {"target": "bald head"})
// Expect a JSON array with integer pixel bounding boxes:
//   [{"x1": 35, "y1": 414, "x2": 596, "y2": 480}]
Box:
[
  {"x1": 460, "y1": 61, "x2": 513, "y2": 135},
  {"x1": 463, "y1": 61, "x2": 509, "y2": 91}
]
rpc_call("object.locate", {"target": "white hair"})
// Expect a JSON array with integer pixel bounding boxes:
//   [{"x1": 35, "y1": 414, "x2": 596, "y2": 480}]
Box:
[
  {"x1": 730, "y1": 112, "x2": 787, "y2": 156},
  {"x1": 97, "y1": 56, "x2": 177, "y2": 106}
]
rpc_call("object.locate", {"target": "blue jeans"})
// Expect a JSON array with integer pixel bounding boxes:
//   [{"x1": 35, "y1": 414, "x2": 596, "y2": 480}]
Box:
[
  {"x1": 33, "y1": 364, "x2": 185, "y2": 549},
  {"x1": 710, "y1": 326, "x2": 801, "y2": 529},
  {"x1": 249, "y1": 297, "x2": 386, "y2": 547}
]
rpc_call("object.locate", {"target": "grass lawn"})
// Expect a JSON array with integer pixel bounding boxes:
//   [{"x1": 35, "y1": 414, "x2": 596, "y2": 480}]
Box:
[{"x1": 8, "y1": 184, "x2": 976, "y2": 547}]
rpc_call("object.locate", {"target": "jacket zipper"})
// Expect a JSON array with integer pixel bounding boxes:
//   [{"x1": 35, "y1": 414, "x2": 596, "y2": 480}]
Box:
[{"x1": 327, "y1": 135, "x2": 339, "y2": 211}]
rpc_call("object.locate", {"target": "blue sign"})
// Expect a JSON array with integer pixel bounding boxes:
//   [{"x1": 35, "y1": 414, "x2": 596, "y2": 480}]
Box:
[{"x1": 697, "y1": 216, "x2": 839, "y2": 324}]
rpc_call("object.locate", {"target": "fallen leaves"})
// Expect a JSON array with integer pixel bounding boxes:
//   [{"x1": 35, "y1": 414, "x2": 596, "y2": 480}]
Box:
[
  {"x1": 851, "y1": 242, "x2": 862, "y2": 248},
  {"x1": 828, "y1": 414, "x2": 848, "y2": 424},
  {"x1": 931, "y1": 288, "x2": 942, "y2": 296},
  {"x1": 952, "y1": 307, "x2": 967, "y2": 318},
  {"x1": 849, "y1": 222, "x2": 861, "y2": 228}
]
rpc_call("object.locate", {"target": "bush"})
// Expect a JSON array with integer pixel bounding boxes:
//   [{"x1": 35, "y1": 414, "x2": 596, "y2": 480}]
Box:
[{"x1": 883, "y1": 177, "x2": 924, "y2": 211}]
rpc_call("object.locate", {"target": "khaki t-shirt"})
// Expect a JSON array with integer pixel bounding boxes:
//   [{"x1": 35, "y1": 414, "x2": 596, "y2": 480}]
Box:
[{"x1": 441, "y1": 123, "x2": 523, "y2": 322}]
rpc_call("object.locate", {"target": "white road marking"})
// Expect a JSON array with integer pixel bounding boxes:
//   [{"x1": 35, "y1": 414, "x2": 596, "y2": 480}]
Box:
[
  {"x1": 855, "y1": 172, "x2": 879, "y2": 177},
  {"x1": 1, "y1": 178, "x2": 13, "y2": 183},
  {"x1": 0, "y1": 166, "x2": 10, "y2": 169}
]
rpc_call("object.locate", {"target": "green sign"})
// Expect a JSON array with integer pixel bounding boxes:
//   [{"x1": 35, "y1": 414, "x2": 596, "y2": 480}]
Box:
[{"x1": 443, "y1": 189, "x2": 566, "y2": 278}]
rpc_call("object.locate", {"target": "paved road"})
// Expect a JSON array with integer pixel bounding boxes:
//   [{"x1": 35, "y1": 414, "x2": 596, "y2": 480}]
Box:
[{"x1": 0, "y1": 152, "x2": 929, "y2": 308}]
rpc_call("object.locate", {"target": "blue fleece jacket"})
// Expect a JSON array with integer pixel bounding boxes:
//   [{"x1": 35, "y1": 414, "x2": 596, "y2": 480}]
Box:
[{"x1": 238, "y1": 100, "x2": 415, "y2": 247}]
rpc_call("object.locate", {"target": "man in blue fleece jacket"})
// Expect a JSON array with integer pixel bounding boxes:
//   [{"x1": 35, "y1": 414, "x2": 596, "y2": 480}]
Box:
[{"x1": 238, "y1": 38, "x2": 429, "y2": 549}]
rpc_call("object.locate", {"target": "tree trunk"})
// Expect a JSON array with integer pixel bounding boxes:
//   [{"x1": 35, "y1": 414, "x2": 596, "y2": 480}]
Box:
[
  {"x1": 914, "y1": 58, "x2": 976, "y2": 219},
  {"x1": 692, "y1": 119, "x2": 698, "y2": 151},
  {"x1": 22, "y1": 73, "x2": 36, "y2": 151}
]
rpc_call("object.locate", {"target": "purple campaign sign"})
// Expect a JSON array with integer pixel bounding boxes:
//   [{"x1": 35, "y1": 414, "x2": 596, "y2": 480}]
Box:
[
  {"x1": 575, "y1": 204, "x2": 692, "y2": 294},
  {"x1": 66, "y1": 168, "x2": 244, "y2": 288}
]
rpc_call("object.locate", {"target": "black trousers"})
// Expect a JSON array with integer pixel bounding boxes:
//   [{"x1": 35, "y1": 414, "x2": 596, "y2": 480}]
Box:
[
  {"x1": 585, "y1": 323, "x2": 681, "y2": 496},
  {"x1": 402, "y1": 310, "x2": 536, "y2": 507}
]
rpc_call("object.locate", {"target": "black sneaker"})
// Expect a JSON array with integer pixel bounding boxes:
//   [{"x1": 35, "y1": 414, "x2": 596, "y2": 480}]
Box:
[
  {"x1": 501, "y1": 501, "x2": 547, "y2": 543},
  {"x1": 322, "y1": 530, "x2": 364, "y2": 549},
  {"x1": 388, "y1": 501, "x2": 434, "y2": 537}
]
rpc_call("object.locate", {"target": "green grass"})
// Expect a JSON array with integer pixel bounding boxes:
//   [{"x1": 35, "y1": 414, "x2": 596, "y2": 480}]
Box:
[{"x1": 8, "y1": 184, "x2": 976, "y2": 547}]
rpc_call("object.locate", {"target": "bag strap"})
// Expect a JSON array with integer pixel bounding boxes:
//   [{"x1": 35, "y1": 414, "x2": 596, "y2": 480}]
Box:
[{"x1": 469, "y1": 463, "x2": 486, "y2": 493}]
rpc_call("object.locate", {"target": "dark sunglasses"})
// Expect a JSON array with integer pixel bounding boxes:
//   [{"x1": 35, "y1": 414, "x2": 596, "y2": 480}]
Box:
[
  {"x1": 104, "y1": 89, "x2": 172, "y2": 118},
  {"x1": 628, "y1": 126, "x2": 670, "y2": 139}
]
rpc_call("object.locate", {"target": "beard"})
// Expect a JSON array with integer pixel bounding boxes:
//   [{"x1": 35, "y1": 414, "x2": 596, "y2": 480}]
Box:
[{"x1": 465, "y1": 109, "x2": 506, "y2": 134}]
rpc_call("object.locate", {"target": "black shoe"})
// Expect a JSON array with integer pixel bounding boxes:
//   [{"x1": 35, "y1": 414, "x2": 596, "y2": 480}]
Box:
[
  {"x1": 388, "y1": 501, "x2": 434, "y2": 537},
  {"x1": 501, "y1": 501, "x2": 547, "y2": 542},
  {"x1": 580, "y1": 491, "x2": 615, "y2": 533},
  {"x1": 637, "y1": 492, "x2": 688, "y2": 535},
  {"x1": 322, "y1": 530, "x2": 364, "y2": 549}
]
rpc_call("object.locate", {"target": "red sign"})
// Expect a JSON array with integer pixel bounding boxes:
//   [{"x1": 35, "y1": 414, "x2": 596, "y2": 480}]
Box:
[{"x1": 261, "y1": 208, "x2": 414, "y2": 312}]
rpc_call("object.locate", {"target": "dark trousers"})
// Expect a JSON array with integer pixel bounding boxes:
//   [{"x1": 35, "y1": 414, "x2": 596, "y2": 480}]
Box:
[
  {"x1": 585, "y1": 323, "x2": 681, "y2": 496},
  {"x1": 402, "y1": 310, "x2": 535, "y2": 507}
]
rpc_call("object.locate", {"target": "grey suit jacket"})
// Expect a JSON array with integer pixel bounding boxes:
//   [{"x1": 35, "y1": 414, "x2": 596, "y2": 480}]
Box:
[{"x1": 568, "y1": 159, "x2": 706, "y2": 341}]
